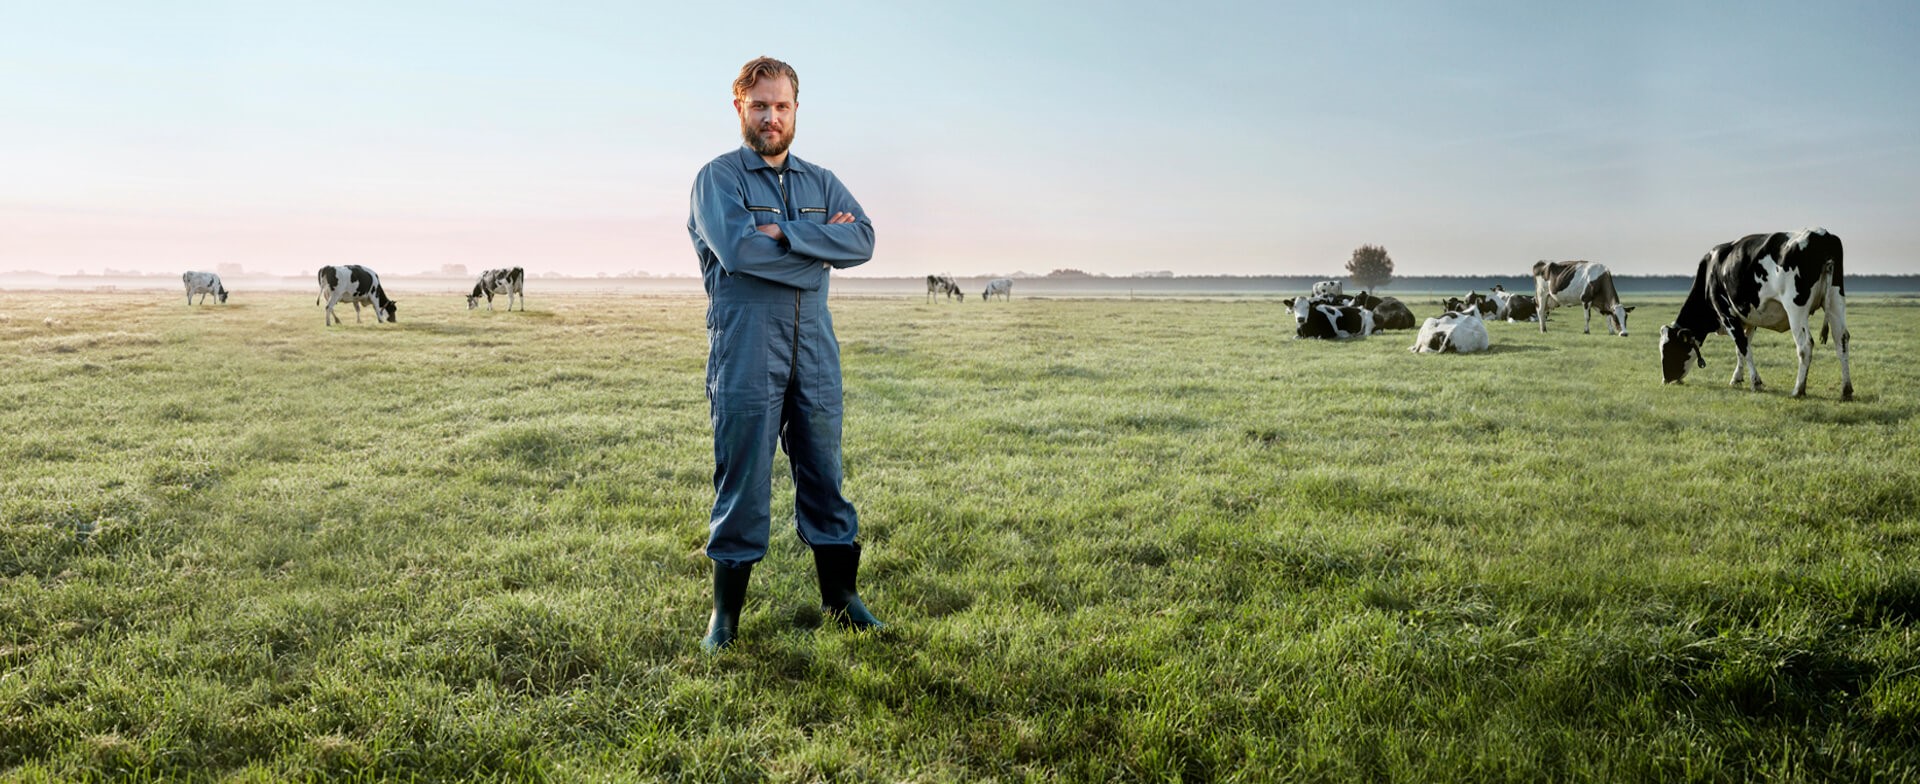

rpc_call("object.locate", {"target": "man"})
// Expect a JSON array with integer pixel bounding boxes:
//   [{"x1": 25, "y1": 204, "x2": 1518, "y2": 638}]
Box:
[{"x1": 687, "y1": 56, "x2": 882, "y2": 651}]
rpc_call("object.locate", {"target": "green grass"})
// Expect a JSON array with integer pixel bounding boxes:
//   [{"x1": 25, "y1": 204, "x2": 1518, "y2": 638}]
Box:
[{"x1": 3, "y1": 291, "x2": 1918, "y2": 782}]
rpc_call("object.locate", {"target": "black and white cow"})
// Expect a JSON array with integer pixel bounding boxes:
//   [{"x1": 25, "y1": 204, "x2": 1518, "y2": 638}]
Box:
[
  {"x1": 1659, "y1": 228, "x2": 1851, "y2": 400},
  {"x1": 467, "y1": 267, "x2": 525, "y2": 311},
  {"x1": 982, "y1": 278, "x2": 1014, "y2": 301},
  {"x1": 1534, "y1": 260, "x2": 1633, "y2": 335},
  {"x1": 925, "y1": 274, "x2": 962, "y2": 302},
  {"x1": 317, "y1": 265, "x2": 398, "y2": 326},
  {"x1": 1311, "y1": 280, "x2": 1344, "y2": 299},
  {"x1": 1487, "y1": 285, "x2": 1538, "y2": 322},
  {"x1": 182, "y1": 271, "x2": 228, "y2": 305},
  {"x1": 1296, "y1": 303, "x2": 1375, "y2": 340},
  {"x1": 1410, "y1": 311, "x2": 1490, "y2": 354}
]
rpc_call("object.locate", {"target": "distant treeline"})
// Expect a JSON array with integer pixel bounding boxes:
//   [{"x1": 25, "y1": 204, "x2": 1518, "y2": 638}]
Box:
[{"x1": 845, "y1": 274, "x2": 1920, "y2": 296}]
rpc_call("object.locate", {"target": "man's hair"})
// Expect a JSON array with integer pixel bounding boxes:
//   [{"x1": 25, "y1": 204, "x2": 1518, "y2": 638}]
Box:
[{"x1": 732, "y1": 56, "x2": 798, "y2": 100}]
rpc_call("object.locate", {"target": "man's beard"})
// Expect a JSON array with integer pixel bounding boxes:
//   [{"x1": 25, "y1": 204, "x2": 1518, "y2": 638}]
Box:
[{"x1": 741, "y1": 120, "x2": 794, "y2": 158}]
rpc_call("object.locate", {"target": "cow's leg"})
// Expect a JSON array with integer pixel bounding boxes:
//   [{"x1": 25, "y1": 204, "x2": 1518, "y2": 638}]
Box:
[
  {"x1": 1786, "y1": 306, "x2": 1815, "y2": 398},
  {"x1": 1827, "y1": 294, "x2": 1853, "y2": 400},
  {"x1": 1583, "y1": 304, "x2": 1593, "y2": 334},
  {"x1": 1729, "y1": 326, "x2": 1762, "y2": 391},
  {"x1": 353, "y1": 302, "x2": 363, "y2": 323}
]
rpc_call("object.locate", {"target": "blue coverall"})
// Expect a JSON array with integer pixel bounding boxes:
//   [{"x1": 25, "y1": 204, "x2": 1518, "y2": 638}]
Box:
[{"x1": 688, "y1": 146, "x2": 875, "y2": 568}]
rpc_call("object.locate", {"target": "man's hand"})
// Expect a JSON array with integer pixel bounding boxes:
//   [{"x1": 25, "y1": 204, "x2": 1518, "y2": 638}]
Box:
[{"x1": 828, "y1": 212, "x2": 855, "y2": 224}]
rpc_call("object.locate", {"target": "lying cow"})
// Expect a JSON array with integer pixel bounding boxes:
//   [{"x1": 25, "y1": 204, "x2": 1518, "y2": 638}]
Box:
[
  {"x1": 1296, "y1": 303, "x2": 1375, "y2": 340},
  {"x1": 1487, "y1": 285, "x2": 1538, "y2": 322},
  {"x1": 1372, "y1": 297, "x2": 1417, "y2": 330},
  {"x1": 317, "y1": 264, "x2": 398, "y2": 326},
  {"x1": 467, "y1": 267, "x2": 525, "y2": 311},
  {"x1": 982, "y1": 278, "x2": 1014, "y2": 301},
  {"x1": 182, "y1": 271, "x2": 228, "y2": 305},
  {"x1": 1659, "y1": 228, "x2": 1851, "y2": 400},
  {"x1": 1312, "y1": 280, "x2": 1345, "y2": 299},
  {"x1": 1534, "y1": 260, "x2": 1633, "y2": 335},
  {"x1": 1410, "y1": 311, "x2": 1490, "y2": 354},
  {"x1": 925, "y1": 274, "x2": 962, "y2": 302}
]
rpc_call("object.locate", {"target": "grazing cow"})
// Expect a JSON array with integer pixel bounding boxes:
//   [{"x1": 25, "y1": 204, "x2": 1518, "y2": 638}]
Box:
[
  {"x1": 982, "y1": 278, "x2": 1014, "y2": 302},
  {"x1": 1487, "y1": 285, "x2": 1538, "y2": 322},
  {"x1": 1659, "y1": 228, "x2": 1851, "y2": 400},
  {"x1": 316, "y1": 265, "x2": 398, "y2": 326},
  {"x1": 1534, "y1": 260, "x2": 1633, "y2": 335},
  {"x1": 182, "y1": 271, "x2": 228, "y2": 305},
  {"x1": 1311, "y1": 280, "x2": 1345, "y2": 299},
  {"x1": 1372, "y1": 297, "x2": 1417, "y2": 330},
  {"x1": 467, "y1": 267, "x2": 525, "y2": 311},
  {"x1": 1296, "y1": 303, "x2": 1375, "y2": 340},
  {"x1": 925, "y1": 274, "x2": 963, "y2": 302},
  {"x1": 1410, "y1": 311, "x2": 1490, "y2": 354}
]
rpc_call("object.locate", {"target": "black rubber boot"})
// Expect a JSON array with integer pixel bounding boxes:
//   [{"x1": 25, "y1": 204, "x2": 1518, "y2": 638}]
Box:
[
  {"x1": 701, "y1": 561, "x2": 753, "y2": 652},
  {"x1": 814, "y1": 543, "x2": 884, "y2": 630}
]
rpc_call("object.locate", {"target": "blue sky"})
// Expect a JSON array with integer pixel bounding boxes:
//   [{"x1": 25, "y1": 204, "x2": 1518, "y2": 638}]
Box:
[{"x1": 3, "y1": 1, "x2": 1915, "y2": 277}]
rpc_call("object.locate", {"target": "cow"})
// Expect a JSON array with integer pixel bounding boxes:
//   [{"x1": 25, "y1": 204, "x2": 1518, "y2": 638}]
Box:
[
  {"x1": 182, "y1": 271, "x2": 228, "y2": 305},
  {"x1": 316, "y1": 265, "x2": 398, "y2": 326},
  {"x1": 1410, "y1": 311, "x2": 1490, "y2": 354},
  {"x1": 1534, "y1": 260, "x2": 1633, "y2": 335},
  {"x1": 1296, "y1": 303, "x2": 1375, "y2": 340},
  {"x1": 1347, "y1": 290, "x2": 1383, "y2": 310},
  {"x1": 1658, "y1": 228, "x2": 1851, "y2": 400},
  {"x1": 467, "y1": 267, "x2": 525, "y2": 311},
  {"x1": 925, "y1": 274, "x2": 963, "y2": 303},
  {"x1": 982, "y1": 278, "x2": 1014, "y2": 302},
  {"x1": 1487, "y1": 285, "x2": 1538, "y2": 322},
  {"x1": 1372, "y1": 297, "x2": 1417, "y2": 330},
  {"x1": 1312, "y1": 280, "x2": 1345, "y2": 299},
  {"x1": 1449, "y1": 291, "x2": 1498, "y2": 318}
]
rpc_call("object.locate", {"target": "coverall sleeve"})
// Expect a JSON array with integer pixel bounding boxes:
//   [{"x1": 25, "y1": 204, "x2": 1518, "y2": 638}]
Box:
[
  {"x1": 690, "y1": 165, "x2": 827, "y2": 291},
  {"x1": 781, "y1": 172, "x2": 875, "y2": 270}
]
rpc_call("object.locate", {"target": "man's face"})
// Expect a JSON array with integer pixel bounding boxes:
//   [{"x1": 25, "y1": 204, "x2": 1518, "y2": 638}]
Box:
[{"x1": 735, "y1": 76, "x2": 797, "y2": 159}]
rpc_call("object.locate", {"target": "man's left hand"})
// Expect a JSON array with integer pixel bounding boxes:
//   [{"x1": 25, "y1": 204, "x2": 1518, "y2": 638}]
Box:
[{"x1": 755, "y1": 223, "x2": 786, "y2": 242}]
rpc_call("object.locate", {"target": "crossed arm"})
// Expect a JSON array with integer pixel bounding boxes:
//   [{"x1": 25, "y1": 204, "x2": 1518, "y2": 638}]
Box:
[
  {"x1": 754, "y1": 211, "x2": 856, "y2": 241},
  {"x1": 691, "y1": 168, "x2": 874, "y2": 289}
]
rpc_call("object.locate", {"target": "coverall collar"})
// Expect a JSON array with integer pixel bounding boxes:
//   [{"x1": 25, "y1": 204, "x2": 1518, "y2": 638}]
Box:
[{"x1": 735, "y1": 145, "x2": 814, "y2": 175}]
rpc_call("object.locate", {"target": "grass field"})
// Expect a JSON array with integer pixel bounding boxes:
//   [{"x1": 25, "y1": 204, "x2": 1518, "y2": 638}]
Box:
[{"x1": 3, "y1": 290, "x2": 1918, "y2": 782}]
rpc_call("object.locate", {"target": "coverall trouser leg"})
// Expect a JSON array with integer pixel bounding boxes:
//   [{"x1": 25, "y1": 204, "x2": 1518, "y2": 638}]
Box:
[{"x1": 705, "y1": 302, "x2": 859, "y2": 568}]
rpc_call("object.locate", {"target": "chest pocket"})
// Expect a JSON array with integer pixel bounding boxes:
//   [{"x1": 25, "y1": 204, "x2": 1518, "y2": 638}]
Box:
[
  {"x1": 799, "y1": 207, "x2": 828, "y2": 223},
  {"x1": 746, "y1": 205, "x2": 780, "y2": 225}
]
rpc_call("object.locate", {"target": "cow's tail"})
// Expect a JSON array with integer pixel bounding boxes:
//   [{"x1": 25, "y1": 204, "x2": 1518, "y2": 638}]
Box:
[{"x1": 1822, "y1": 231, "x2": 1845, "y2": 344}]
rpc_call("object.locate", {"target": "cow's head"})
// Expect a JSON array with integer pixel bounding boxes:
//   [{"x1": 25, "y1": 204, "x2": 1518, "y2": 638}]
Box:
[
  {"x1": 1658, "y1": 324, "x2": 1705, "y2": 383},
  {"x1": 1286, "y1": 297, "x2": 1316, "y2": 326},
  {"x1": 218, "y1": 289, "x2": 229, "y2": 304},
  {"x1": 467, "y1": 295, "x2": 480, "y2": 310},
  {"x1": 380, "y1": 297, "x2": 399, "y2": 323}
]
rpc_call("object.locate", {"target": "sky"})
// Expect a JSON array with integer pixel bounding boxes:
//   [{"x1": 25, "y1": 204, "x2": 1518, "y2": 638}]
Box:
[{"x1": 3, "y1": 1, "x2": 1916, "y2": 278}]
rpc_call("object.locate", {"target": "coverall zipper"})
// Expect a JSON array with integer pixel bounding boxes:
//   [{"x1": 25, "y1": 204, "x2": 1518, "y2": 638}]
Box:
[{"x1": 779, "y1": 170, "x2": 802, "y2": 359}]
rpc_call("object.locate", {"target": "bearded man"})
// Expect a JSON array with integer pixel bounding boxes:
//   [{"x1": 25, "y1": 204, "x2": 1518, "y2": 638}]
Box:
[{"x1": 686, "y1": 56, "x2": 882, "y2": 651}]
